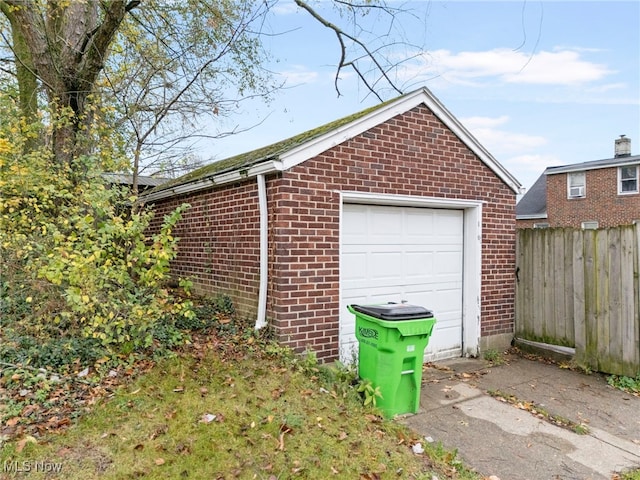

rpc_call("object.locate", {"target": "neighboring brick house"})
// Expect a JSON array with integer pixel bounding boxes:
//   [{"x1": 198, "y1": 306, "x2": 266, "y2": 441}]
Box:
[
  {"x1": 143, "y1": 87, "x2": 522, "y2": 363},
  {"x1": 517, "y1": 136, "x2": 640, "y2": 229}
]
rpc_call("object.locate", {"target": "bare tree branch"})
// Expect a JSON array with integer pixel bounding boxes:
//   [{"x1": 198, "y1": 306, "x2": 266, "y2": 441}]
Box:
[{"x1": 293, "y1": 0, "x2": 403, "y2": 101}]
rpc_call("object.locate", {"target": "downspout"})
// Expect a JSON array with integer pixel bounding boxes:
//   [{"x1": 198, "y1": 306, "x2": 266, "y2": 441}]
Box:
[{"x1": 255, "y1": 174, "x2": 268, "y2": 330}]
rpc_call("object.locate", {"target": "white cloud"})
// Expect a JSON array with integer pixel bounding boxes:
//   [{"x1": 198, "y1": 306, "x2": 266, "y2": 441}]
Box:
[
  {"x1": 505, "y1": 153, "x2": 560, "y2": 172},
  {"x1": 585, "y1": 82, "x2": 627, "y2": 93},
  {"x1": 270, "y1": 0, "x2": 298, "y2": 15},
  {"x1": 278, "y1": 66, "x2": 319, "y2": 85},
  {"x1": 404, "y1": 48, "x2": 614, "y2": 86},
  {"x1": 503, "y1": 50, "x2": 614, "y2": 84},
  {"x1": 461, "y1": 115, "x2": 510, "y2": 129},
  {"x1": 461, "y1": 115, "x2": 547, "y2": 154}
]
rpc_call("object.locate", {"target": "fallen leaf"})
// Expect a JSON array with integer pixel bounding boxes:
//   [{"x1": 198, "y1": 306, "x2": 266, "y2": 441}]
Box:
[
  {"x1": 360, "y1": 473, "x2": 381, "y2": 480},
  {"x1": 290, "y1": 460, "x2": 303, "y2": 473},
  {"x1": 5, "y1": 417, "x2": 20, "y2": 427},
  {"x1": 56, "y1": 447, "x2": 72, "y2": 457},
  {"x1": 16, "y1": 435, "x2": 37, "y2": 453},
  {"x1": 175, "y1": 442, "x2": 191, "y2": 455},
  {"x1": 155, "y1": 458, "x2": 165, "y2": 466},
  {"x1": 165, "y1": 409, "x2": 177, "y2": 419},
  {"x1": 149, "y1": 424, "x2": 168, "y2": 440}
]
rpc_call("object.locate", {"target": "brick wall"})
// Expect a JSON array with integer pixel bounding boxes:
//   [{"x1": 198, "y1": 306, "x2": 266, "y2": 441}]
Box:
[
  {"x1": 547, "y1": 169, "x2": 640, "y2": 228},
  {"x1": 148, "y1": 104, "x2": 517, "y2": 361},
  {"x1": 147, "y1": 181, "x2": 262, "y2": 316}
]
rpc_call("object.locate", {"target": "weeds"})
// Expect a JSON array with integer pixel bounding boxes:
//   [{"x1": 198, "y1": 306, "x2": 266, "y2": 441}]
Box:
[
  {"x1": 620, "y1": 467, "x2": 640, "y2": 480},
  {"x1": 607, "y1": 374, "x2": 640, "y2": 395},
  {"x1": 356, "y1": 378, "x2": 383, "y2": 407},
  {"x1": 482, "y1": 349, "x2": 505, "y2": 365},
  {"x1": 488, "y1": 389, "x2": 589, "y2": 435}
]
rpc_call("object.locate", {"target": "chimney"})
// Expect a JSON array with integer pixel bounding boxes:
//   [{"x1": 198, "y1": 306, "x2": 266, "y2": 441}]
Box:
[{"x1": 615, "y1": 135, "x2": 631, "y2": 157}]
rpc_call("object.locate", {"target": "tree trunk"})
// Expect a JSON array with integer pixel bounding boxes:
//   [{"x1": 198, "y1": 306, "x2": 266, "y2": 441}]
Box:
[
  {"x1": 2, "y1": 0, "x2": 132, "y2": 168},
  {"x1": 0, "y1": 3, "x2": 39, "y2": 152}
]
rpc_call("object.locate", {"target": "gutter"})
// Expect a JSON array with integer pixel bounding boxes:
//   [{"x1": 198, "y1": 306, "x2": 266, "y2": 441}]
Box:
[
  {"x1": 516, "y1": 213, "x2": 548, "y2": 220},
  {"x1": 141, "y1": 159, "x2": 283, "y2": 204},
  {"x1": 255, "y1": 174, "x2": 268, "y2": 330}
]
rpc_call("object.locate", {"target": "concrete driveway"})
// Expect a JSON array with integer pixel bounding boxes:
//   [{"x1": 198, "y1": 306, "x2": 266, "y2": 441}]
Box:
[{"x1": 403, "y1": 353, "x2": 640, "y2": 480}]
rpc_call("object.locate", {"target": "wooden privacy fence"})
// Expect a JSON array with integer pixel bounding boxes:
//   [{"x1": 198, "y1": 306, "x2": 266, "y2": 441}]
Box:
[{"x1": 515, "y1": 225, "x2": 640, "y2": 377}]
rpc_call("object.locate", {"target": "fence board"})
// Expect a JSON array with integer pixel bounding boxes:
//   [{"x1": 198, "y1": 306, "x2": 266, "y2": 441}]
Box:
[
  {"x1": 516, "y1": 226, "x2": 640, "y2": 377},
  {"x1": 563, "y1": 229, "x2": 575, "y2": 342},
  {"x1": 595, "y1": 229, "x2": 610, "y2": 366},
  {"x1": 608, "y1": 228, "x2": 622, "y2": 374},
  {"x1": 621, "y1": 227, "x2": 639, "y2": 367}
]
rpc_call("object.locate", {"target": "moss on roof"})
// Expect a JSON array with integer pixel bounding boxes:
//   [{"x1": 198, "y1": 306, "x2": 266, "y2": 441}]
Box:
[{"x1": 148, "y1": 94, "x2": 404, "y2": 195}]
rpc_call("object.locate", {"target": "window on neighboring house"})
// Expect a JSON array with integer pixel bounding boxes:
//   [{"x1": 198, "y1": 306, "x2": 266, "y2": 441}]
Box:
[
  {"x1": 619, "y1": 165, "x2": 639, "y2": 194},
  {"x1": 581, "y1": 221, "x2": 599, "y2": 230},
  {"x1": 567, "y1": 172, "x2": 586, "y2": 198}
]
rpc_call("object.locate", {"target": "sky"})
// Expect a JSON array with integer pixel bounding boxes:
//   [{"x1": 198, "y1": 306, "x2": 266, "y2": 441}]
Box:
[{"x1": 197, "y1": 1, "x2": 640, "y2": 198}]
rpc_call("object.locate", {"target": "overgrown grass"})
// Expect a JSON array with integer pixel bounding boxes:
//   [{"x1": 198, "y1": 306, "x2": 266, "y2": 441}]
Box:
[{"x1": 0, "y1": 306, "x2": 482, "y2": 480}]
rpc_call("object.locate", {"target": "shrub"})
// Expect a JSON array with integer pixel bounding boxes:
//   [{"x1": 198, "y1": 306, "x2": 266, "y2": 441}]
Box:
[{"x1": 0, "y1": 92, "x2": 194, "y2": 365}]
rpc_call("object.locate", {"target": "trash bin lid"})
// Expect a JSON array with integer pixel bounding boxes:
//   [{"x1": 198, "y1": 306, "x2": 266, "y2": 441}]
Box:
[{"x1": 350, "y1": 303, "x2": 433, "y2": 321}]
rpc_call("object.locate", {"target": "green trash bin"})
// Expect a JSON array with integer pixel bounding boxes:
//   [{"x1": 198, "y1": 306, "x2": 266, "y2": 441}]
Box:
[{"x1": 348, "y1": 303, "x2": 436, "y2": 418}]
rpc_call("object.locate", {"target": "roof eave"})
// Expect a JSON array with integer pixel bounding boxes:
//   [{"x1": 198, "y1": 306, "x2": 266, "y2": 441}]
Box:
[
  {"x1": 546, "y1": 155, "x2": 640, "y2": 175},
  {"x1": 516, "y1": 213, "x2": 548, "y2": 220},
  {"x1": 141, "y1": 159, "x2": 283, "y2": 203},
  {"x1": 281, "y1": 87, "x2": 522, "y2": 194}
]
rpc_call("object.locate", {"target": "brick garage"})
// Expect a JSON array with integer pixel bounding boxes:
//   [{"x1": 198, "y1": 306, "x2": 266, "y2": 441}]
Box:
[{"x1": 144, "y1": 88, "x2": 521, "y2": 362}]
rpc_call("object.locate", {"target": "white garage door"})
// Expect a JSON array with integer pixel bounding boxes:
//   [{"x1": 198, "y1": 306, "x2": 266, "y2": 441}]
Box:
[{"x1": 340, "y1": 203, "x2": 464, "y2": 364}]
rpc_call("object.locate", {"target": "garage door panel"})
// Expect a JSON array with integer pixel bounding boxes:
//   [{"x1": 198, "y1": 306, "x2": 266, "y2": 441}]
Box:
[
  {"x1": 342, "y1": 253, "x2": 367, "y2": 281},
  {"x1": 405, "y1": 252, "x2": 433, "y2": 278},
  {"x1": 370, "y1": 210, "x2": 402, "y2": 235},
  {"x1": 340, "y1": 204, "x2": 463, "y2": 363},
  {"x1": 434, "y1": 251, "x2": 464, "y2": 274}
]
